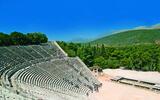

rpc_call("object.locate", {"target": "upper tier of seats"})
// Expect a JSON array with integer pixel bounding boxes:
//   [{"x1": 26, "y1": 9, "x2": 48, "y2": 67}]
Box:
[
  {"x1": 0, "y1": 42, "x2": 101, "y2": 100},
  {"x1": 0, "y1": 42, "x2": 66, "y2": 75}
]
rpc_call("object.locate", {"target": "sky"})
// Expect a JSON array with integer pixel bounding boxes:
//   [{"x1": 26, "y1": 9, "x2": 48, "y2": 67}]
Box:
[{"x1": 0, "y1": 0, "x2": 160, "y2": 41}]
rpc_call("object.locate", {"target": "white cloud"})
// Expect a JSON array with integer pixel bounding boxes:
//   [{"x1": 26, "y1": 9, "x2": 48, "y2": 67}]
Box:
[
  {"x1": 151, "y1": 23, "x2": 160, "y2": 29},
  {"x1": 134, "y1": 26, "x2": 149, "y2": 29},
  {"x1": 134, "y1": 23, "x2": 160, "y2": 29},
  {"x1": 100, "y1": 23, "x2": 160, "y2": 38}
]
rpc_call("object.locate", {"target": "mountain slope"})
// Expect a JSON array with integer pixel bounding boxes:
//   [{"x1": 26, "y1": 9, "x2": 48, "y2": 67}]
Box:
[{"x1": 90, "y1": 29, "x2": 160, "y2": 45}]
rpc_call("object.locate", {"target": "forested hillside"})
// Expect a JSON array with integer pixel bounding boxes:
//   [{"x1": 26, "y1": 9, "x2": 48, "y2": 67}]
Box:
[
  {"x1": 91, "y1": 29, "x2": 160, "y2": 45},
  {"x1": 58, "y1": 41, "x2": 160, "y2": 72}
]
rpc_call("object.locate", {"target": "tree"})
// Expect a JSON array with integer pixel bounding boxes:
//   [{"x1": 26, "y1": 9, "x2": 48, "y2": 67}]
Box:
[
  {"x1": 94, "y1": 56, "x2": 107, "y2": 69},
  {"x1": 101, "y1": 44, "x2": 106, "y2": 56},
  {"x1": 0, "y1": 32, "x2": 48, "y2": 46},
  {"x1": 83, "y1": 55, "x2": 94, "y2": 67},
  {"x1": 10, "y1": 31, "x2": 28, "y2": 45},
  {"x1": 27, "y1": 32, "x2": 48, "y2": 44},
  {"x1": 0, "y1": 32, "x2": 11, "y2": 46},
  {"x1": 58, "y1": 41, "x2": 160, "y2": 71}
]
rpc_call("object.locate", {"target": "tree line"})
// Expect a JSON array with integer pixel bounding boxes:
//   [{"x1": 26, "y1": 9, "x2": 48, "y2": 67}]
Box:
[
  {"x1": 58, "y1": 41, "x2": 160, "y2": 72},
  {"x1": 0, "y1": 32, "x2": 48, "y2": 46}
]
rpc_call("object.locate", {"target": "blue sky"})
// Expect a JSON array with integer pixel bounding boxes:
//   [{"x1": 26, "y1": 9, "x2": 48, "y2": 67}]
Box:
[{"x1": 0, "y1": 0, "x2": 160, "y2": 41}]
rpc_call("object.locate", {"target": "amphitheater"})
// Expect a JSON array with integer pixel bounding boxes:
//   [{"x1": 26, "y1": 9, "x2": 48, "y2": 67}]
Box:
[{"x1": 0, "y1": 41, "x2": 101, "y2": 100}]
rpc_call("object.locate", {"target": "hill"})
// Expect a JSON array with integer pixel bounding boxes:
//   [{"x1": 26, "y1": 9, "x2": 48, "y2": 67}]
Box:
[
  {"x1": 69, "y1": 38, "x2": 92, "y2": 43},
  {"x1": 90, "y1": 29, "x2": 160, "y2": 45}
]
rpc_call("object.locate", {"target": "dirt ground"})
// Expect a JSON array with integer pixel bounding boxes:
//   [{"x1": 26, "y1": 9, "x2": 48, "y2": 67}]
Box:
[
  {"x1": 103, "y1": 69, "x2": 160, "y2": 84},
  {"x1": 89, "y1": 74, "x2": 160, "y2": 100}
]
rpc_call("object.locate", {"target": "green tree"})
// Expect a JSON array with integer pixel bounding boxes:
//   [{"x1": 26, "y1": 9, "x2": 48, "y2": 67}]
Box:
[
  {"x1": 0, "y1": 32, "x2": 11, "y2": 46},
  {"x1": 27, "y1": 32, "x2": 48, "y2": 44},
  {"x1": 58, "y1": 41, "x2": 160, "y2": 71},
  {"x1": 10, "y1": 31, "x2": 28, "y2": 45},
  {"x1": 94, "y1": 56, "x2": 107, "y2": 69}
]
